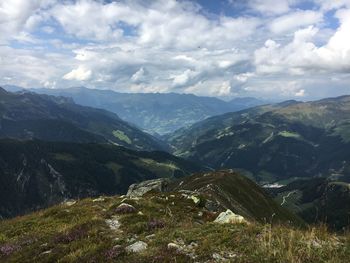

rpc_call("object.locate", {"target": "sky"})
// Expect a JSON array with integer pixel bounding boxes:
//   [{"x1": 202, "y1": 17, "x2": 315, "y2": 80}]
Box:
[{"x1": 1, "y1": 0, "x2": 350, "y2": 100}]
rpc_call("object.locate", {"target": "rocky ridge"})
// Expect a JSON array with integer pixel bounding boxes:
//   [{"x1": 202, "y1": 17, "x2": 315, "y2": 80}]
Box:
[{"x1": 0, "y1": 171, "x2": 347, "y2": 262}]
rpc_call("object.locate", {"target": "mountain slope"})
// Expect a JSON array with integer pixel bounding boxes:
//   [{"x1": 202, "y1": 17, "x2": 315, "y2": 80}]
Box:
[
  {"x1": 269, "y1": 177, "x2": 350, "y2": 230},
  {"x1": 29, "y1": 86, "x2": 267, "y2": 135},
  {"x1": 167, "y1": 96, "x2": 350, "y2": 183},
  {"x1": 4, "y1": 172, "x2": 341, "y2": 263},
  {"x1": 0, "y1": 139, "x2": 200, "y2": 219},
  {"x1": 170, "y1": 170, "x2": 303, "y2": 224},
  {"x1": 0, "y1": 87, "x2": 166, "y2": 151}
]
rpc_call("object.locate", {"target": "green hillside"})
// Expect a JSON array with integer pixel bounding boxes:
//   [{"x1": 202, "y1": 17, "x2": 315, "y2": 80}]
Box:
[
  {"x1": 0, "y1": 139, "x2": 200, "y2": 219},
  {"x1": 0, "y1": 87, "x2": 166, "y2": 151},
  {"x1": 168, "y1": 96, "x2": 350, "y2": 183}
]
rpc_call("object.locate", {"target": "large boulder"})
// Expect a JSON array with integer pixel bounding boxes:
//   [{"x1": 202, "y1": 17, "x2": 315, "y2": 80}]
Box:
[
  {"x1": 214, "y1": 209, "x2": 247, "y2": 224},
  {"x1": 126, "y1": 178, "x2": 170, "y2": 197}
]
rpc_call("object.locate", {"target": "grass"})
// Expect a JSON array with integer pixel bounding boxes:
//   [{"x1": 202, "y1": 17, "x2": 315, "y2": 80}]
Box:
[
  {"x1": 332, "y1": 123, "x2": 350, "y2": 143},
  {"x1": 278, "y1": 131, "x2": 302, "y2": 139},
  {"x1": 52, "y1": 153, "x2": 76, "y2": 161},
  {"x1": 112, "y1": 130, "x2": 132, "y2": 144},
  {"x1": 135, "y1": 158, "x2": 180, "y2": 178},
  {"x1": 0, "y1": 193, "x2": 349, "y2": 262}
]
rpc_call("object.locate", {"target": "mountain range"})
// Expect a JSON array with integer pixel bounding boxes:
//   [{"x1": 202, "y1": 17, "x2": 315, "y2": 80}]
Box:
[
  {"x1": 167, "y1": 95, "x2": 350, "y2": 182},
  {"x1": 1, "y1": 86, "x2": 350, "y2": 231},
  {"x1": 4, "y1": 86, "x2": 267, "y2": 135},
  {"x1": 166, "y1": 95, "x2": 350, "y2": 229},
  {"x1": 0, "y1": 87, "x2": 166, "y2": 151}
]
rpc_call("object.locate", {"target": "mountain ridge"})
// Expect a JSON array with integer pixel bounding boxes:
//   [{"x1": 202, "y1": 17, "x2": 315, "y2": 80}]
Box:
[
  {"x1": 0, "y1": 138, "x2": 201, "y2": 219},
  {"x1": 0, "y1": 87, "x2": 167, "y2": 151},
  {"x1": 9, "y1": 86, "x2": 268, "y2": 135}
]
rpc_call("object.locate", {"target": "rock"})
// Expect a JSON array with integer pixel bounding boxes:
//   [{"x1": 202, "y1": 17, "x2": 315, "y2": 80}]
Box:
[
  {"x1": 189, "y1": 195, "x2": 201, "y2": 205},
  {"x1": 167, "y1": 242, "x2": 181, "y2": 251},
  {"x1": 212, "y1": 251, "x2": 238, "y2": 261},
  {"x1": 127, "y1": 237, "x2": 136, "y2": 243},
  {"x1": 64, "y1": 200, "x2": 76, "y2": 206},
  {"x1": 115, "y1": 203, "x2": 136, "y2": 214},
  {"x1": 212, "y1": 252, "x2": 228, "y2": 262},
  {"x1": 145, "y1": 234, "x2": 155, "y2": 240},
  {"x1": 125, "y1": 241, "x2": 148, "y2": 253},
  {"x1": 126, "y1": 178, "x2": 170, "y2": 197},
  {"x1": 93, "y1": 196, "x2": 105, "y2": 202},
  {"x1": 214, "y1": 209, "x2": 247, "y2": 224},
  {"x1": 167, "y1": 240, "x2": 198, "y2": 259},
  {"x1": 310, "y1": 240, "x2": 322, "y2": 248},
  {"x1": 105, "y1": 216, "x2": 121, "y2": 231}
]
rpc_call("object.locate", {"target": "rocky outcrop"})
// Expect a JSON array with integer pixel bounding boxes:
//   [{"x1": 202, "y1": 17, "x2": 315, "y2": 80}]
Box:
[
  {"x1": 126, "y1": 178, "x2": 170, "y2": 197},
  {"x1": 214, "y1": 209, "x2": 247, "y2": 224}
]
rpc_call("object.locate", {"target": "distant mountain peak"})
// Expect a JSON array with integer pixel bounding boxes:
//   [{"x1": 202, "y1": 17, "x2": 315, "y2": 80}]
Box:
[{"x1": 0, "y1": 86, "x2": 8, "y2": 94}]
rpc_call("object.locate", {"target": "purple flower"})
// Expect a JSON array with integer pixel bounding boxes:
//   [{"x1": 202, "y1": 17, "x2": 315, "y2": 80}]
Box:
[{"x1": 0, "y1": 244, "x2": 21, "y2": 256}]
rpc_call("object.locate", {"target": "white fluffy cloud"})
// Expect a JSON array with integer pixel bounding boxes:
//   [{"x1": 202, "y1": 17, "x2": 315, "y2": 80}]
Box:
[
  {"x1": 1, "y1": 0, "x2": 350, "y2": 100},
  {"x1": 63, "y1": 66, "x2": 92, "y2": 81},
  {"x1": 269, "y1": 10, "x2": 323, "y2": 34},
  {"x1": 0, "y1": 0, "x2": 53, "y2": 43},
  {"x1": 255, "y1": 8, "x2": 350, "y2": 75}
]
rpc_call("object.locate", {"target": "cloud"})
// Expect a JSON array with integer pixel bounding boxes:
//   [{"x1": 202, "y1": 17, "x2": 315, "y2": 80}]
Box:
[
  {"x1": 217, "y1": 81, "x2": 232, "y2": 96},
  {"x1": 255, "y1": 8, "x2": 350, "y2": 75},
  {"x1": 63, "y1": 66, "x2": 92, "y2": 81},
  {"x1": 131, "y1": 67, "x2": 147, "y2": 83},
  {"x1": 269, "y1": 10, "x2": 323, "y2": 34},
  {"x1": 0, "y1": 0, "x2": 52, "y2": 43},
  {"x1": 234, "y1": 72, "x2": 255, "y2": 82},
  {"x1": 295, "y1": 89, "x2": 306, "y2": 97},
  {"x1": 0, "y1": 45, "x2": 68, "y2": 87},
  {"x1": 314, "y1": 0, "x2": 350, "y2": 11},
  {"x1": 247, "y1": 0, "x2": 291, "y2": 15},
  {"x1": 50, "y1": 0, "x2": 125, "y2": 41},
  {"x1": 1, "y1": 0, "x2": 350, "y2": 100},
  {"x1": 171, "y1": 69, "x2": 199, "y2": 88}
]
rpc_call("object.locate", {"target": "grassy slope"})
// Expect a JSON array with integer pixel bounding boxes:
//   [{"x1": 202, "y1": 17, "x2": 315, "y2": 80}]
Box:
[
  {"x1": 0, "y1": 192, "x2": 349, "y2": 263},
  {"x1": 0, "y1": 88, "x2": 166, "y2": 151},
  {"x1": 0, "y1": 139, "x2": 201, "y2": 218},
  {"x1": 167, "y1": 96, "x2": 350, "y2": 183},
  {"x1": 170, "y1": 171, "x2": 304, "y2": 225}
]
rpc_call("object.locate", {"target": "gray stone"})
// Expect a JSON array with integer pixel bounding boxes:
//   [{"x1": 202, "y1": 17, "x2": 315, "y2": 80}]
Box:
[
  {"x1": 125, "y1": 241, "x2": 148, "y2": 253},
  {"x1": 167, "y1": 242, "x2": 181, "y2": 251},
  {"x1": 189, "y1": 195, "x2": 201, "y2": 205},
  {"x1": 214, "y1": 209, "x2": 247, "y2": 224},
  {"x1": 105, "y1": 216, "x2": 121, "y2": 231},
  {"x1": 212, "y1": 252, "x2": 228, "y2": 262},
  {"x1": 93, "y1": 196, "x2": 105, "y2": 202},
  {"x1": 126, "y1": 178, "x2": 170, "y2": 197}
]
